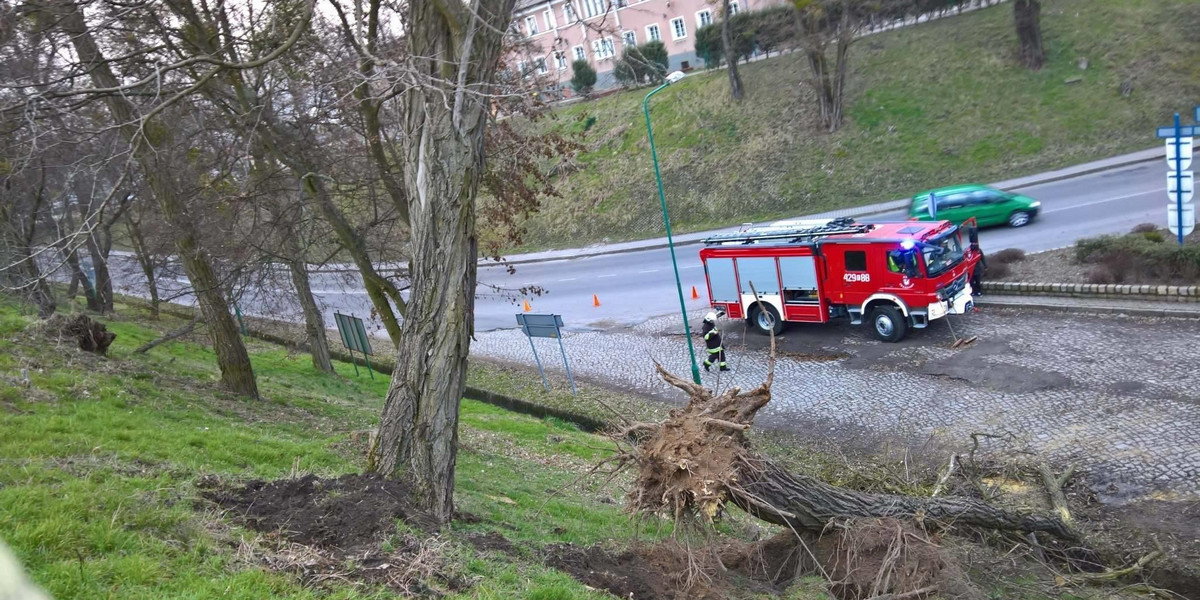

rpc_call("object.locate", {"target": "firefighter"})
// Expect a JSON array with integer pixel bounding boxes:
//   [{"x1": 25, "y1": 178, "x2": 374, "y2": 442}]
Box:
[
  {"x1": 701, "y1": 312, "x2": 729, "y2": 372},
  {"x1": 970, "y1": 241, "x2": 987, "y2": 296}
]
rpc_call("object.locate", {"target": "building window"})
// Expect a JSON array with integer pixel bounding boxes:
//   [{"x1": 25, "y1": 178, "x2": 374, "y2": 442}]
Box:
[
  {"x1": 543, "y1": 9, "x2": 557, "y2": 29},
  {"x1": 517, "y1": 60, "x2": 529, "y2": 76},
  {"x1": 670, "y1": 17, "x2": 686, "y2": 40},
  {"x1": 535, "y1": 57, "x2": 548, "y2": 74},
  {"x1": 525, "y1": 15, "x2": 539, "y2": 35},
  {"x1": 622, "y1": 30, "x2": 636, "y2": 46},
  {"x1": 583, "y1": 0, "x2": 605, "y2": 18},
  {"x1": 728, "y1": 1, "x2": 739, "y2": 14},
  {"x1": 563, "y1": 2, "x2": 576, "y2": 22},
  {"x1": 696, "y1": 10, "x2": 712, "y2": 28},
  {"x1": 573, "y1": 45, "x2": 586, "y2": 61},
  {"x1": 646, "y1": 23, "x2": 660, "y2": 41},
  {"x1": 592, "y1": 37, "x2": 615, "y2": 60},
  {"x1": 554, "y1": 51, "x2": 568, "y2": 70}
]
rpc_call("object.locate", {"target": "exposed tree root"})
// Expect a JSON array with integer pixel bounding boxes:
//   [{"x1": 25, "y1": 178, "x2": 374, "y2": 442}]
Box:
[
  {"x1": 42, "y1": 314, "x2": 117, "y2": 356},
  {"x1": 624, "y1": 362, "x2": 1079, "y2": 543}
]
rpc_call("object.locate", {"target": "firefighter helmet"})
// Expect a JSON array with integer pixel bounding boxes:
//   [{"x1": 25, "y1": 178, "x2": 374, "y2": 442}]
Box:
[{"x1": 703, "y1": 311, "x2": 718, "y2": 323}]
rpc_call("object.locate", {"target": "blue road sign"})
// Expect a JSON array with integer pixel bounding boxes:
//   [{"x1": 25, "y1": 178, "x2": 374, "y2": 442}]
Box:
[
  {"x1": 1157, "y1": 125, "x2": 1200, "y2": 138},
  {"x1": 515, "y1": 313, "x2": 576, "y2": 395}
]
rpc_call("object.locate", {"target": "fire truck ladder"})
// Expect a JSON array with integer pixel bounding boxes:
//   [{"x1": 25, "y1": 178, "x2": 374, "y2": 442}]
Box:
[{"x1": 703, "y1": 217, "x2": 873, "y2": 245}]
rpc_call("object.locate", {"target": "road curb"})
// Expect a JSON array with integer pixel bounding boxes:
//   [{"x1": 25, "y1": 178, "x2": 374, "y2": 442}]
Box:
[
  {"x1": 118, "y1": 295, "x2": 613, "y2": 433},
  {"x1": 981, "y1": 281, "x2": 1200, "y2": 302},
  {"x1": 975, "y1": 297, "x2": 1200, "y2": 319}
]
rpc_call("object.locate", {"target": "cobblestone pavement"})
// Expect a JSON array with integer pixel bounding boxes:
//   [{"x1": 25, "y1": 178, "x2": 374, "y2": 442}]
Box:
[{"x1": 473, "y1": 307, "x2": 1200, "y2": 501}]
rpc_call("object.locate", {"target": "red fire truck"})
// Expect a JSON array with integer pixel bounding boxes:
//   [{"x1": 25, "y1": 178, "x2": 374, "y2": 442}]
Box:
[{"x1": 699, "y1": 217, "x2": 981, "y2": 342}]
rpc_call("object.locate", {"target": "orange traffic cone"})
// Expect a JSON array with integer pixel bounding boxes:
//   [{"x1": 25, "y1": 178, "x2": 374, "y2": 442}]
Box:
[
  {"x1": 691, "y1": 286, "x2": 699, "y2": 300},
  {"x1": 592, "y1": 294, "x2": 601, "y2": 307},
  {"x1": 523, "y1": 299, "x2": 532, "y2": 312}
]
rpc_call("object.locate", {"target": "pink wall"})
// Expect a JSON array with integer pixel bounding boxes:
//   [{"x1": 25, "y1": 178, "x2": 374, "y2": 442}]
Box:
[{"x1": 509, "y1": 0, "x2": 785, "y2": 93}]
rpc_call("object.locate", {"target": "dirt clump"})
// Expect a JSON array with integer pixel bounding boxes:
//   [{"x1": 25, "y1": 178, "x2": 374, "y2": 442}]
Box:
[
  {"x1": 40, "y1": 314, "x2": 116, "y2": 355},
  {"x1": 202, "y1": 473, "x2": 432, "y2": 551},
  {"x1": 465, "y1": 531, "x2": 517, "y2": 555}
]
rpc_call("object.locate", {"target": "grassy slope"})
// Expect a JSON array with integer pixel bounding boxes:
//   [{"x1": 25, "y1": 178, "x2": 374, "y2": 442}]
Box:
[
  {"x1": 517, "y1": 0, "x2": 1200, "y2": 249},
  {"x1": 0, "y1": 301, "x2": 670, "y2": 599}
]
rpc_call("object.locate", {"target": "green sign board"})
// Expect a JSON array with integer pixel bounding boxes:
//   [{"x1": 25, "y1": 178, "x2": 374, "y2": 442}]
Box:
[{"x1": 334, "y1": 312, "x2": 374, "y2": 378}]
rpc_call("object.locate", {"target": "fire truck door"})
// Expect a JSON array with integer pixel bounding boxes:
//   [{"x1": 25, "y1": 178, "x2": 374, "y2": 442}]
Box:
[
  {"x1": 779, "y1": 256, "x2": 825, "y2": 323},
  {"x1": 735, "y1": 257, "x2": 783, "y2": 320},
  {"x1": 704, "y1": 257, "x2": 742, "y2": 318}
]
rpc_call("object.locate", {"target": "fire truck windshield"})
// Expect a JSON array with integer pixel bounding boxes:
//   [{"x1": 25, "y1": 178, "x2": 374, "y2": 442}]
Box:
[{"x1": 921, "y1": 229, "x2": 964, "y2": 277}]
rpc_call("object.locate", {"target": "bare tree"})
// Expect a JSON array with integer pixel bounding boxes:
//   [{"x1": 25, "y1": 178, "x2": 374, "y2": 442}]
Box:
[
  {"x1": 366, "y1": 0, "x2": 519, "y2": 524},
  {"x1": 1013, "y1": 0, "x2": 1044, "y2": 70},
  {"x1": 722, "y1": 0, "x2": 744, "y2": 100}
]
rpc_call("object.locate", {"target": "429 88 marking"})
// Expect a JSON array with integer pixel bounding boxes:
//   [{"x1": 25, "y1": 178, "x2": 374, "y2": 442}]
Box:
[{"x1": 843, "y1": 273, "x2": 871, "y2": 283}]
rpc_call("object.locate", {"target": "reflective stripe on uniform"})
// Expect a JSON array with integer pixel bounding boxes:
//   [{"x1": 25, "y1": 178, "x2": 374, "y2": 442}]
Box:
[
  {"x1": 704, "y1": 330, "x2": 715, "y2": 340},
  {"x1": 707, "y1": 347, "x2": 723, "y2": 354}
]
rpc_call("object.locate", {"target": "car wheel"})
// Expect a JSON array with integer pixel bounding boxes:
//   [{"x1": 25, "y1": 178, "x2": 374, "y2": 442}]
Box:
[
  {"x1": 869, "y1": 305, "x2": 908, "y2": 343},
  {"x1": 1008, "y1": 211, "x2": 1032, "y2": 227},
  {"x1": 748, "y1": 303, "x2": 784, "y2": 336}
]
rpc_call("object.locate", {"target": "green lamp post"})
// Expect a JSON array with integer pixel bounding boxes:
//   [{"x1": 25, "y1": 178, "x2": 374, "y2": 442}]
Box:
[{"x1": 643, "y1": 71, "x2": 702, "y2": 385}]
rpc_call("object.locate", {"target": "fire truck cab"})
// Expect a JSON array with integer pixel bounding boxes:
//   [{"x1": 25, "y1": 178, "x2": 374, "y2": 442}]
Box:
[{"x1": 699, "y1": 217, "x2": 980, "y2": 342}]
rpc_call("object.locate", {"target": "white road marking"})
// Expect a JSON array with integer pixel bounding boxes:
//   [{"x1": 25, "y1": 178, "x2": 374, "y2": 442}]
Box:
[
  {"x1": 558, "y1": 277, "x2": 577, "y2": 282},
  {"x1": 598, "y1": 274, "x2": 617, "y2": 278},
  {"x1": 680, "y1": 265, "x2": 701, "y2": 269},
  {"x1": 311, "y1": 289, "x2": 370, "y2": 295},
  {"x1": 638, "y1": 269, "x2": 659, "y2": 274},
  {"x1": 1043, "y1": 188, "x2": 1165, "y2": 214}
]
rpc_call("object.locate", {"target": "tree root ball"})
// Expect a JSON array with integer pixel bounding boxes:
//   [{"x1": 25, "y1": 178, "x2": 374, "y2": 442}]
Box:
[{"x1": 41, "y1": 314, "x2": 117, "y2": 356}]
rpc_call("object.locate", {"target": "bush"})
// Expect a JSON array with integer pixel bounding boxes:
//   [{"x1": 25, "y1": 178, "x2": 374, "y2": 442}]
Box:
[
  {"x1": 1074, "y1": 232, "x2": 1200, "y2": 283},
  {"x1": 694, "y1": 24, "x2": 723, "y2": 68},
  {"x1": 1140, "y1": 230, "x2": 1166, "y2": 243},
  {"x1": 991, "y1": 248, "x2": 1026, "y2": 264},
  {"x1": 614, "y1": 41, "x2": 669, "y2": 87},
  {"x1": 639, "y1": 41, "x2": 668, "y2": 82},
  {"x1": 570, "y1": 60, "x2": 597, "y2": 94},
  {"x1": 1087, "y1": 265, "x2": 1118, "y2": 285},
  {"x1": 1130, "y1": 223, "x2": 1158, "y2": 234},
  {"x1": 985, "y1": 262, "x2": 1011, "y2": 279},
  {"x1": 753, "y1": 5, "x2": 798, "y2": 56}
]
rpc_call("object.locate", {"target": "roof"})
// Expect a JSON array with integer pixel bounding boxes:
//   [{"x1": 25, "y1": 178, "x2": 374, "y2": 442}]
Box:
[
  {"x1": 702, "y1": 218, "x2": 955, "y2": 248},
  {"x1": 912, "y1": 183, "x2": 993, "y2": 199}
]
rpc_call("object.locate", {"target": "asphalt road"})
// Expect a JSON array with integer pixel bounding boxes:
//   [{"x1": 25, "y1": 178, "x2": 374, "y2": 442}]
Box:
[{"x1": 102, "y1": 156, "x2": 1171, "y2": 335}]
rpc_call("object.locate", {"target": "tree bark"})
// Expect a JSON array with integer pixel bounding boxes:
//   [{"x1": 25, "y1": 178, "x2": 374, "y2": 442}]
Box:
[
  {"x1": 370, "y1": 0, "x2": 517, "y2": 525},
  {"x1": 732, "y1": 460, "x2": 1078, "y2": 541},
  {"x1": 57, "y1": 1, "x2": 258, "y2": 397},
  {"x1": 1014, "y1": 0, "x2": 1044, "y2": 70},
  {"x1": 721, "y1": 0, "x2": 744, "y2": 101},
  {"x1": 124, "y1": 213, "x2": 161, "y2": 317},
  {"x1": 276, "y1": 214, "x2": 335, "y2": 373}
]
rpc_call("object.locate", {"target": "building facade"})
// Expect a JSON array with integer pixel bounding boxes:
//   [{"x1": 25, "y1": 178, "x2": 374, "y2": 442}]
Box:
[{"x1": 509, "y1": 0, "x2": 783, "y2": 95}]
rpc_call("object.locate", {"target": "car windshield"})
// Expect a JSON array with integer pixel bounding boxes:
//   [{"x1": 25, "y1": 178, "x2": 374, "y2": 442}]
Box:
[{"x1": 921, "y1": 229, "x2": 964, "y2": 277}]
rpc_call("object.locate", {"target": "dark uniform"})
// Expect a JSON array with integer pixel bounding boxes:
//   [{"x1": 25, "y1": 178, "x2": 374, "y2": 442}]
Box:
[
  {"x1": 702, "y1": 320, "x2": 729, "y2": 371},
  {"x1": 970, "y1": 245, "x2": 987, "y2": 296}
]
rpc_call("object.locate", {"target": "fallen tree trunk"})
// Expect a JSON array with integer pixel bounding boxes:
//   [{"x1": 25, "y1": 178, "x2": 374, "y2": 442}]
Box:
[
  {"x1": 622, "y1": 362, "x2": 1079, "y2": 542},
  {"x1": 134, "y1": 316, "x2": 200, "y2": 354}
]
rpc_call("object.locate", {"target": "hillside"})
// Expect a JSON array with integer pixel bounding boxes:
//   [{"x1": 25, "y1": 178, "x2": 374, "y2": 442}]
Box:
[{"x1": 516, "y1": 0, "x2": 1200, "y2": 249}]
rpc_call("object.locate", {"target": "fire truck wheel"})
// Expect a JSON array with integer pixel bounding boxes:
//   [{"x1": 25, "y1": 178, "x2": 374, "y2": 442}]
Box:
[
  {"x1": 749, "y1": 303, "x2": 784, "y2": 336},
  {"x1": 869, "y1": 305, "x2": 908, "y2": 343}
]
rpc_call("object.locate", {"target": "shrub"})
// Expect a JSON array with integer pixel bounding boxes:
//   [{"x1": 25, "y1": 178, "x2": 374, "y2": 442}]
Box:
[
  {"x1": 1130, "y1": 223, "x2": 1158, "y2": 234},
  {"x1": 1087, "y1": 266, "x2": 1117, "y2": 284},
  {"x1": 1074, "y1": 232, "x2": 1200, "y2": 284},
  {"x1": 638, "y1": 41, "x2": 668, "y2": 82},
  {"x1": 570, "y1": 60, "x2": 596, "y2": 94},
  {"x1": 614, "y1": 41, "x2": 669, "y2": 87},
  {"x1": 1140, "y1": 230, "x2": 1166, "y2": 243},
  {"x1": 991, "y1": 248, "x2": 1026, "y2": 264},
  {"x1": 985, "y1": 262, "x2": 1012, "y2": 279},
  {"x1": 694, "y1": 24, "x2": 723, "y2": 68}
]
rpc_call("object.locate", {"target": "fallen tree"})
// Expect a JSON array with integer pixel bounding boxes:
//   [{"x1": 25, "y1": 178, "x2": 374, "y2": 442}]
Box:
[{"x1": 617, "y1": 358, "x2": 1079, "y2": 543}]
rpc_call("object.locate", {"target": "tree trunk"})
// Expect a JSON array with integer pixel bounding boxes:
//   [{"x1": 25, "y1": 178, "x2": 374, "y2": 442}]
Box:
[
  {"x1": 84, "y1": 233, "x2": 113, "y2": 312},
  {"x1": 58, "y1": 1, "x2": 258, "y2": 398},
  {"x1": 124, "y1": 215, "x2": 160, "y2": 318},
  {"x1": 369, "y1": 0, "x2": 516, "y2": 525},
  {"x1": 732, "y1": 460, "x2": 1078, "y2": 541},
  {"x1": 722, "y1": 0, "x2": 744, "y2": 101},
  {"x1": 282, "y1": 233, "x2": 334, "y2": 373},
  {"x1": 1014, "y1": 0, "x2": 1044, "y2": 70}
]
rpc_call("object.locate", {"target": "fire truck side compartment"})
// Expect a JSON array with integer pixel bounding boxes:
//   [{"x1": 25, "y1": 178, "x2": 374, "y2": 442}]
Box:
[
  {"x1": 779, "y1": 256, "x2": 825, "y2": 322},
  {"x1": 704, "y1": 257, "x2": 743, "y2": 318}
]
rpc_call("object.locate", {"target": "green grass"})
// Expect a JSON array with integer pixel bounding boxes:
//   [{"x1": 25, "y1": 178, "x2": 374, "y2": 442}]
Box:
[
  {"x1": 512, "y1": 0, "x2": 1200, "y2": 249},
  {"x1": 0, "y1": 300, "x2": 656, "y2": 599}
]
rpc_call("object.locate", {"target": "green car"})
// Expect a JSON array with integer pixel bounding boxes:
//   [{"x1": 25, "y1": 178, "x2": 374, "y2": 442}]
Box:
[{"x1": 908, "y1": 184, "x2": 1041, "y2": 228}]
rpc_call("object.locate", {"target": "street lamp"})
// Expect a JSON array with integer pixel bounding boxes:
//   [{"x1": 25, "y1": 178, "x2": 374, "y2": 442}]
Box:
[{"x1": 643, "y1": 70, "x2": 702, "y2": 384}]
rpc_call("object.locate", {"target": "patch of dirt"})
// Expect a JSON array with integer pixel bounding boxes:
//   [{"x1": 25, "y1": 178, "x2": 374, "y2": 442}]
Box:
[
  {"x1": 780, "y1": 349, "x2": 850, "y2": 361},
  {"x1": 201, "y1": 473, "x2": 433, "y2": 551},
  {"x1": 465, "y1": 531, "x2": 517, "y2": 555},
  {"x1": 914, "y1": 341, "x2": 1071, "y2": 394}
]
